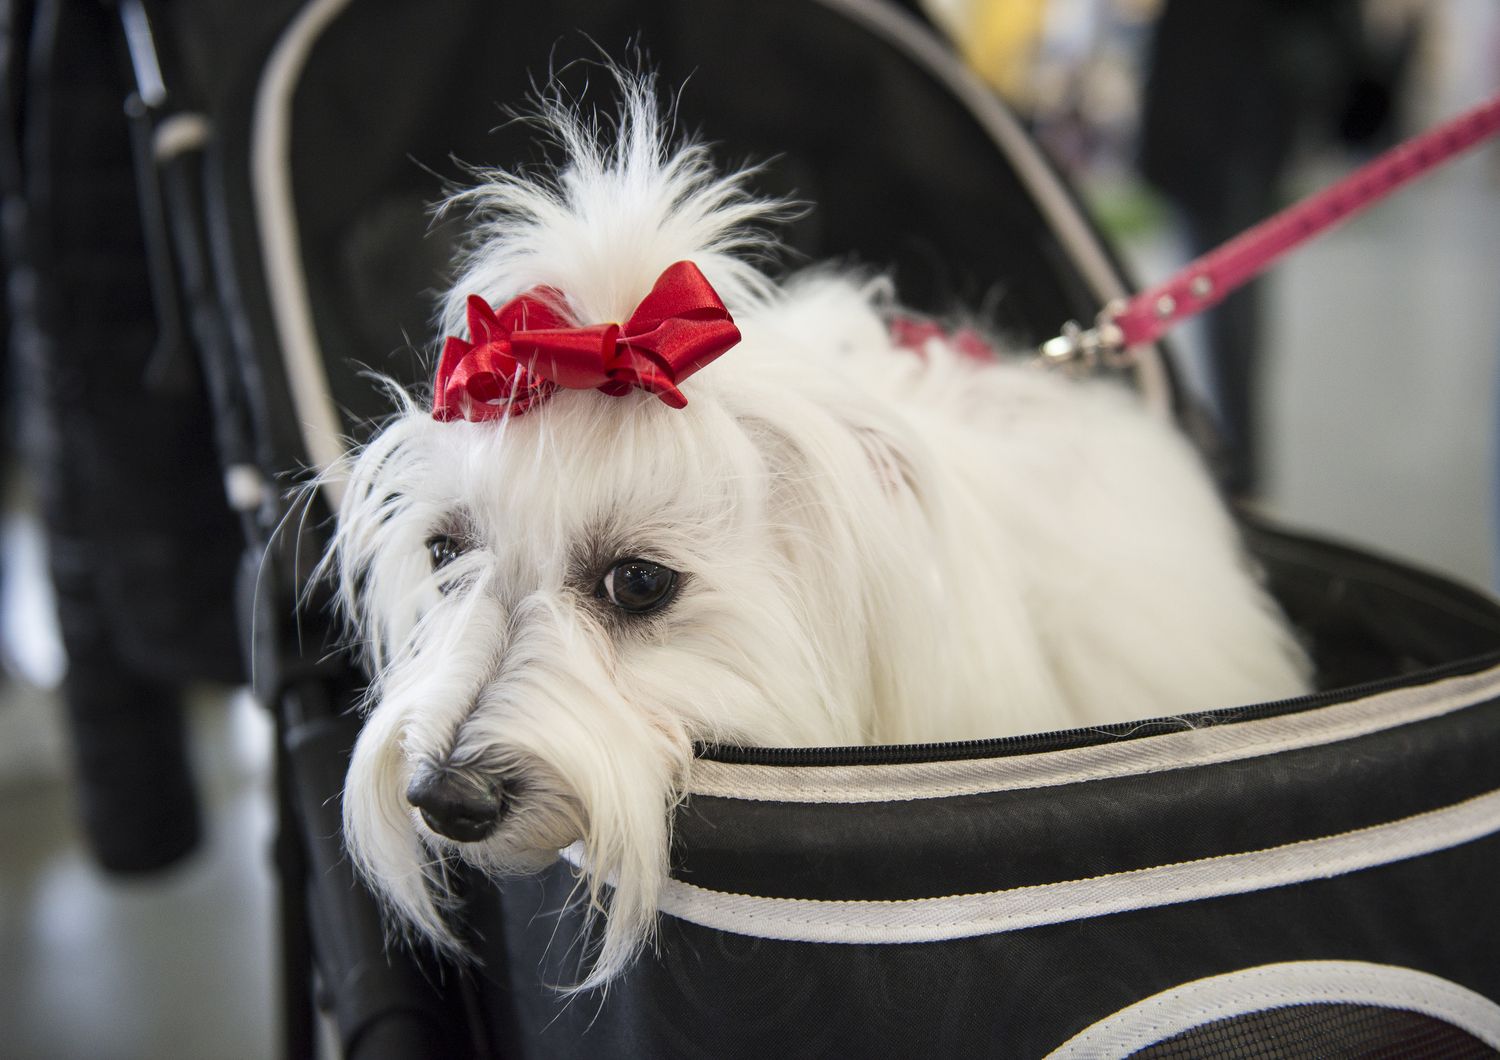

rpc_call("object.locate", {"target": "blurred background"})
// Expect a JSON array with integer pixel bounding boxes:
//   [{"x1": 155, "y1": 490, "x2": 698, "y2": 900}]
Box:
[{"x1": 1, "y1": 0, "x2": 1498, "y2": 1057}]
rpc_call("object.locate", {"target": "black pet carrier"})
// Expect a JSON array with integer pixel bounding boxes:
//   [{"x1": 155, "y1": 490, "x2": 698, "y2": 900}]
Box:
[{"x1": 87, "y1": 0, "x2": 1500, "y2": 1055}]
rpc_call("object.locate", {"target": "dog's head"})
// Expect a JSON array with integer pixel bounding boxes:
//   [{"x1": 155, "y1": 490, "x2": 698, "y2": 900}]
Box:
[{"x1": 331, "y1": 83, "x2": 962, "y2": 987}]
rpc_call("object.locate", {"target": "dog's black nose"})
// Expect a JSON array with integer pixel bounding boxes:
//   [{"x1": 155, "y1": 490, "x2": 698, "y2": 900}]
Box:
[{"x1": 405, "y1": 768, "x2": 505, "y2": 843}]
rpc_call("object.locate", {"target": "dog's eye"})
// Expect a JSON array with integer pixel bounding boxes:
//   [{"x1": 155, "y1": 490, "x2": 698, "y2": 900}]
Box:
[
  {"x1": 598, "y1": 559, "x2": 678, "y2": 613},
  {"x1": 428, "y1": 534, "x2": 465, "y2": 572}
]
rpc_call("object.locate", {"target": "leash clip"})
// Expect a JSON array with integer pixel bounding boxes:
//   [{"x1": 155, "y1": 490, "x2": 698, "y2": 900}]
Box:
[{"x1": 1037, "y1": 300, "x2": 1132, "y2": 375}]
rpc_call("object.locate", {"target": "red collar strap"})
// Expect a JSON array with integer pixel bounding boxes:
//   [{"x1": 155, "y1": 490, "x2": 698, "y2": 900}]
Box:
[
  {"x1": 889, "y1": 316, "x2": 997, "y2": 362},
  {"x1": 433, "y1": 260, "x2": 741, "y2": 422}
]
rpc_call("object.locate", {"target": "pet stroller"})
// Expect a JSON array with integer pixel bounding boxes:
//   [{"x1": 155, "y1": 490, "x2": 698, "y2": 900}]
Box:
[{"x1": 63, "y1": 0, "x2": 1500, "y2": 1055}]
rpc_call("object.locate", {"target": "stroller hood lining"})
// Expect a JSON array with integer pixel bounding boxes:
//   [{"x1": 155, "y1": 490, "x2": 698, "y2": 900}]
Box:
[{"x1": 248, "y1": 0, "x2": 1171, "y2": 510}]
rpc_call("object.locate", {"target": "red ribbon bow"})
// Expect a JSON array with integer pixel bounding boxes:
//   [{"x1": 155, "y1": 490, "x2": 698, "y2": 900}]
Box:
[{"x1": 432, "y1": 260, "x2": 741, "y2": 422}]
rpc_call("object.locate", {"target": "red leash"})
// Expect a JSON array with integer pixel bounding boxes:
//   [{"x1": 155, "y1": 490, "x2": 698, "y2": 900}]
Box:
[{"x1": 1042, "y1": 90, "x2": 1500, "y2": 367}]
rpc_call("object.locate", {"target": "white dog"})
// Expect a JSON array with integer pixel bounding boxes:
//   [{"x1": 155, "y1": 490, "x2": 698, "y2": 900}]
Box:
[{"x1": 330, "y1": 82, "x2": 1310, "y2": 989}]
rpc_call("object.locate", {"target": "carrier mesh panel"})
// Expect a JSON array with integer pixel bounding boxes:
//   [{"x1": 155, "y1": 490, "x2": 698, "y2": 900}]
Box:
[{"x1": 1131, "y1": 1003, "x2": 1500, "y2": 1059}]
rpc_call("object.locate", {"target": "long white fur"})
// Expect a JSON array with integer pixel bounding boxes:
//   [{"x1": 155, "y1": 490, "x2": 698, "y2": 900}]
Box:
[{"x1": 332, "y1": 80, "x2": 1311, "y2": 990}]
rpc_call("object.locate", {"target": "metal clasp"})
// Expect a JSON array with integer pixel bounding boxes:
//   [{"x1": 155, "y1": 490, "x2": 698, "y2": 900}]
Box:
[{"x1": 1036, "y1": 299, "x2": 1133, "y2": 375}]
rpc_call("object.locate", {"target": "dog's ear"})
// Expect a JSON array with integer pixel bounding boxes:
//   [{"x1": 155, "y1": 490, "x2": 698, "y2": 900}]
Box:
[
  {"x1": 851, "y1": 422, "x2": 925, "y2": 502},
  {"x1": 740, "y1": 406, "x2": 934, "y2": 536},
  {"x1": 731, "y1": 273, "x2": 932, "y2": 504},
  {"x1": 735, "y1": 398, "x2": 967, "y2": 736}
]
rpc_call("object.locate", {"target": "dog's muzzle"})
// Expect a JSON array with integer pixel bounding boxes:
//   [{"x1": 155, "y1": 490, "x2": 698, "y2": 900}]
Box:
[{"x1": 405, "y1": 767, "x2": 506, "y2": 843}]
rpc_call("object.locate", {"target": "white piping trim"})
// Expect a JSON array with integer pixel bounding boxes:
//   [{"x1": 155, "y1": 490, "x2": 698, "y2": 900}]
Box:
[
  {"x1": 655, "y1": 786, "x2": 1500, "y2": 943},
  {"x1": 1045, "y1": 961, "x2": 1500, "y2": 1056},
  {"x1": 223, "y1": 463, "x2": 271, "y2": 513},
  {"x1": 814, "y1": 0, "x2": 1173, "y2": 420},
  {"x1": 251, "y1": 0, "x2": 356, "y2": 508},
  {"x1": 153, "y1": 113, "x2": 211, "y2": 161},
  {"x1": 687, "y1": 663, "x2": 1500, "y2": 803}
]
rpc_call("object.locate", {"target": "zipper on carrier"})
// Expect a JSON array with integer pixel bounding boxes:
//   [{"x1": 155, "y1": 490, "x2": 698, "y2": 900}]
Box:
[{"x1": 697, "y1": 648, "x2": 1500, "y2": 768}]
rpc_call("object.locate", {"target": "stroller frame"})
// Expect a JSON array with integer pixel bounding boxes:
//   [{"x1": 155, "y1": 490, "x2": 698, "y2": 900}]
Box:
[{"x1": 43, "y1": 0, "x2": 1500, "y2": 1055}]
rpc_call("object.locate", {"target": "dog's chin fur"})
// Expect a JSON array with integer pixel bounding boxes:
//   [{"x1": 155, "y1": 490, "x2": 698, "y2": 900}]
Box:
[{"x1": 330, "y1": 79, "x2": 1312, "y2": 990}]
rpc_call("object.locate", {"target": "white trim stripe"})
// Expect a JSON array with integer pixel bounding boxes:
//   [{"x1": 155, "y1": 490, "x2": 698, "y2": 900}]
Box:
[
  {"x1": 1045, "y1": 961, "x2": 1500, "y2": 1056},
  {"x1": 656, "y1": 786, "x2": 1500, "y2": 944},
  {"x1": 251, "y1": 0, "x2": 355, "y2": 506},
  {"x1": 152, "y1": 112, "x2": 211, "y2": 162},
  {"x1": 687, "y1": 663, "x2": 1500, "y2": 803}
]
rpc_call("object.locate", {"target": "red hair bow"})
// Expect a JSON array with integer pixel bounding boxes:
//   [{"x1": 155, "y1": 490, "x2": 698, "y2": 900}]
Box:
[{"x1": 432, "y1": 260, "x2": 741, "y2": 422}]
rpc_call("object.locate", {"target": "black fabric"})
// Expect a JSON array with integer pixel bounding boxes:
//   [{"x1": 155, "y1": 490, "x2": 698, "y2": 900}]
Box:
[
  {"x1": 262, "y1": 0, "x2": 1119, "y2": 450},
  {"x1": 673, "y1": 697, "x2": 1500, "y2": 900},
  {"x1": 1133, "y1": 1003, "x2": 1499, "y2": 1059},
  {"x1": 468, "y1": 837, "x2": 1500, "y2": 1059},
  {"x1": 15, "y1": 0, "x2": 243, "y2": 687},
  {"x1": 52, "y1": 564, "x2": 201, "y2": 872},
  {"x1": 1246, "y1": 520, "x2": 1500, "y2": 690}
]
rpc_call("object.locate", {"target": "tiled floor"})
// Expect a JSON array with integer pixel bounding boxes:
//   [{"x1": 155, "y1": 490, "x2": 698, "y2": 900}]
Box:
[
  {"x1": 0, "y1": 691, "x2": 275, "y2": 1060},
  {"x1": 2, "y1": 19, "x2": 1498, "y2": 1060}
]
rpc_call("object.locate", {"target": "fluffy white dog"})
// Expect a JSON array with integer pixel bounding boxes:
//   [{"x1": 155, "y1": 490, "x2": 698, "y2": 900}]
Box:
[{"x1": 331, "y1": 83, "x2": 1310, "y2": 988}]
